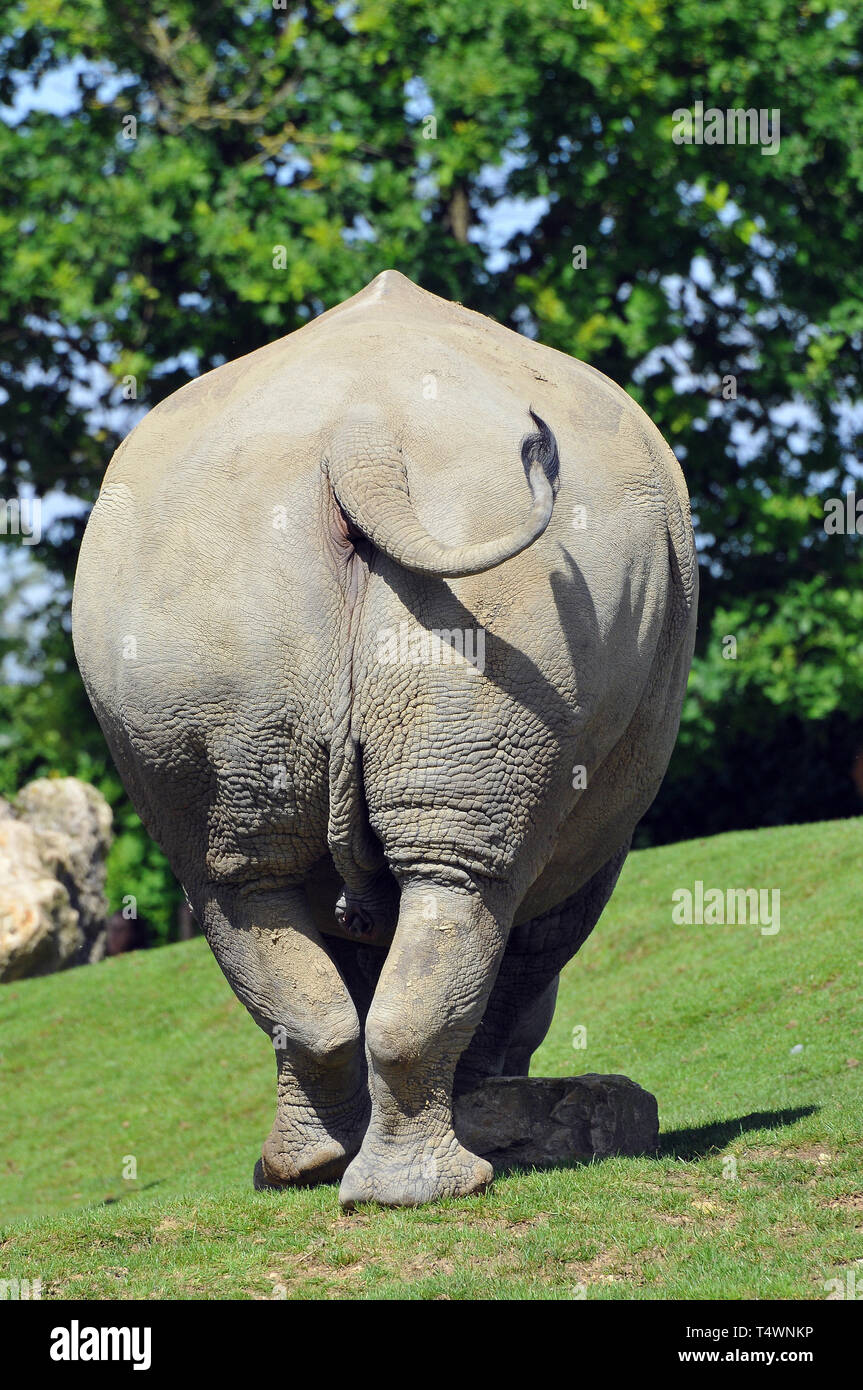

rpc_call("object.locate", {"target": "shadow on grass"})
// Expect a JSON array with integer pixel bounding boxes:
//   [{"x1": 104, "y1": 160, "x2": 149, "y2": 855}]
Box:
[
  {"x1": 659, "y1": 1106, "x2": 819, "y2": 1160},
  {"x1": 102, "y1": 1180, "x2": 165, "y2": 1205},
  {"x1": 487, "y1": 1106, "x2": 820, "y2": 1177}
]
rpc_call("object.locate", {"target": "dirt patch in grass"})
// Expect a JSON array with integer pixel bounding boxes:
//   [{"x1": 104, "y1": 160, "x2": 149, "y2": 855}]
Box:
[
  {"x1": 824, "y1": 1193, "x2": 863, "y2": 1212},
  {"x1": 495, "y1": 1214, "x2": 552, "y2": 1233},
  {"x1": 562, "y1": 1244, "x2": 665, "y2": 1288},
  {"x1": 401, "y1": 1254, "x2": 457, "y2": 1277}
]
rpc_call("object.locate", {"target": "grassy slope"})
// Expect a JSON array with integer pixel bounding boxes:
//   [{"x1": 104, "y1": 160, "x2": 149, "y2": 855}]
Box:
[{"x1": 1, "y1": 819, "x2": 861, "y2": 1300}]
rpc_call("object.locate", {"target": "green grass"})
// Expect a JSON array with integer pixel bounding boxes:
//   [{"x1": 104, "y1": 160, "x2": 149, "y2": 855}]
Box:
[{"x1": 2, "y1": 819, "x2": 862, "y2": 1299}]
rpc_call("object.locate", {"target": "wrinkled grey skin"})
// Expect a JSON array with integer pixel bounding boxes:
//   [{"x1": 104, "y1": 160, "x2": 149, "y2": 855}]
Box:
[{"x1": 72, "y1": 271, "x2": 697, "y2": 1207}]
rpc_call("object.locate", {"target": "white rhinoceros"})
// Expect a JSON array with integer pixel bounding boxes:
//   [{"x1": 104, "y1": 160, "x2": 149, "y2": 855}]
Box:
[{"x1": 72, "y1": 270, "x2": 697, "y2": 1206}]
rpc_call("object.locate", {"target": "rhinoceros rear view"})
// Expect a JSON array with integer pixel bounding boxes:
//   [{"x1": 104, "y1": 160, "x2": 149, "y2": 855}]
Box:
[{"x1": 72, "y1": 270, "x2": 697, "y2": 1206}]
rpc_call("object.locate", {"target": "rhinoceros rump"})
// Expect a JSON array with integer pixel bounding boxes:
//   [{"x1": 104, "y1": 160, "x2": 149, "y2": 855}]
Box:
[{"x1": 72, "y1": 271, "x2": 697, "y2": 1206}]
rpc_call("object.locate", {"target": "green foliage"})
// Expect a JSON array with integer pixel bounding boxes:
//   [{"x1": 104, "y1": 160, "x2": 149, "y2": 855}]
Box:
[
  {"x1": 0, "y1": 591, "x2": 180, "y2": 941},
  {"x1": 692, "y1": 581, "x2": 863, "y2": 725},
  {"x1": 102, "y1": 788, "x2": 183, "y2": 946},
  {"x1": 1, "y1": 0, "x2": 862, "y2": 884},
  {"x1": 2, "y1": 819, "x2": 861, "y2": 1297},
  {"x1": 640, "y1": 574, "x2": 863, "y2": 843},
  {"x1": 0, "y1": 680, "x2": 182, "y2": 942}
]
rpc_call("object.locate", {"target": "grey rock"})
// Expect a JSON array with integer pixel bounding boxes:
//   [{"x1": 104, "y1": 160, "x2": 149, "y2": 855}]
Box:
[
  {"x1": 0, "y1": 777, "x2": 113, "y2": 982},
  {"x1": 454, "y1": 1074, "x2": 659, "y2": 1167}
]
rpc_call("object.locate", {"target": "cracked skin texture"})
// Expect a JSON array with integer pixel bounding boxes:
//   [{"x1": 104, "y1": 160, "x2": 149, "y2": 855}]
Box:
[{"x1": 72, "y1": 270, "x2": 697, "y2": 1207}]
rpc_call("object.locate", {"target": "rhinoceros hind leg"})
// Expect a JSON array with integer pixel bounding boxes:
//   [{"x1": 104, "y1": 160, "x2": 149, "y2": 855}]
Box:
[
  {"x1": 198, "y1": 884, "x2": 369, "y2": 1188},
  {"x1": 453, "y1": 846, "x2": 629, "y2": 1096},
  {"x1": 338, "y1": 875, "x2": 511, "y2": 1207}
]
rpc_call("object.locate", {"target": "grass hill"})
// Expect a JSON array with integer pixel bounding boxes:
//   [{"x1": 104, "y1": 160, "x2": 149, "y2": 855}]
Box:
[{"x1": 1, "y1": 818, "x2": 861, "y2": 1299}]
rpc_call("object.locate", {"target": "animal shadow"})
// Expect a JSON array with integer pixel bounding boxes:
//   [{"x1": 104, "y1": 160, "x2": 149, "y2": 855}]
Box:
[{"x1": 658, "y1": 1105, "x2": 819, "y2": 1161}]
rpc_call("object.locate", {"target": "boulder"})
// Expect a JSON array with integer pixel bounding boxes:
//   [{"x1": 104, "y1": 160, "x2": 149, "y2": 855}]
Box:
[
  {"x1": 454, "y1": 1073, "x2": 659, "y2": 1167},
  {"x1": 0, "y1": 777, "x2": 113, "y2": 982}
]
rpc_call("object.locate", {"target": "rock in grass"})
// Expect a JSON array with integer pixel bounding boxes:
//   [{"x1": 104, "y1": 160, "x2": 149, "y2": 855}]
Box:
[
  {"x1": 0, "y1": 778, "x2": 112, "y2": 982},
  {"x1": 453, "y1": 1074, "x2": 659, "y2": 1168}
]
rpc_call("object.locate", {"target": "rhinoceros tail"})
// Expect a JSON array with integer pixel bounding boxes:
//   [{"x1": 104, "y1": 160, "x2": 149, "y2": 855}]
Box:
[{"x1": 326, "y1": 404, "x2": 559, "y2": 578}]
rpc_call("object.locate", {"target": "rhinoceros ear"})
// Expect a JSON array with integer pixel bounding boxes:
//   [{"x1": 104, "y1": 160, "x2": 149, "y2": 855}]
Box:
[{"x1": 520, "y1": 407, "x2": 560, "y2": 496}]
